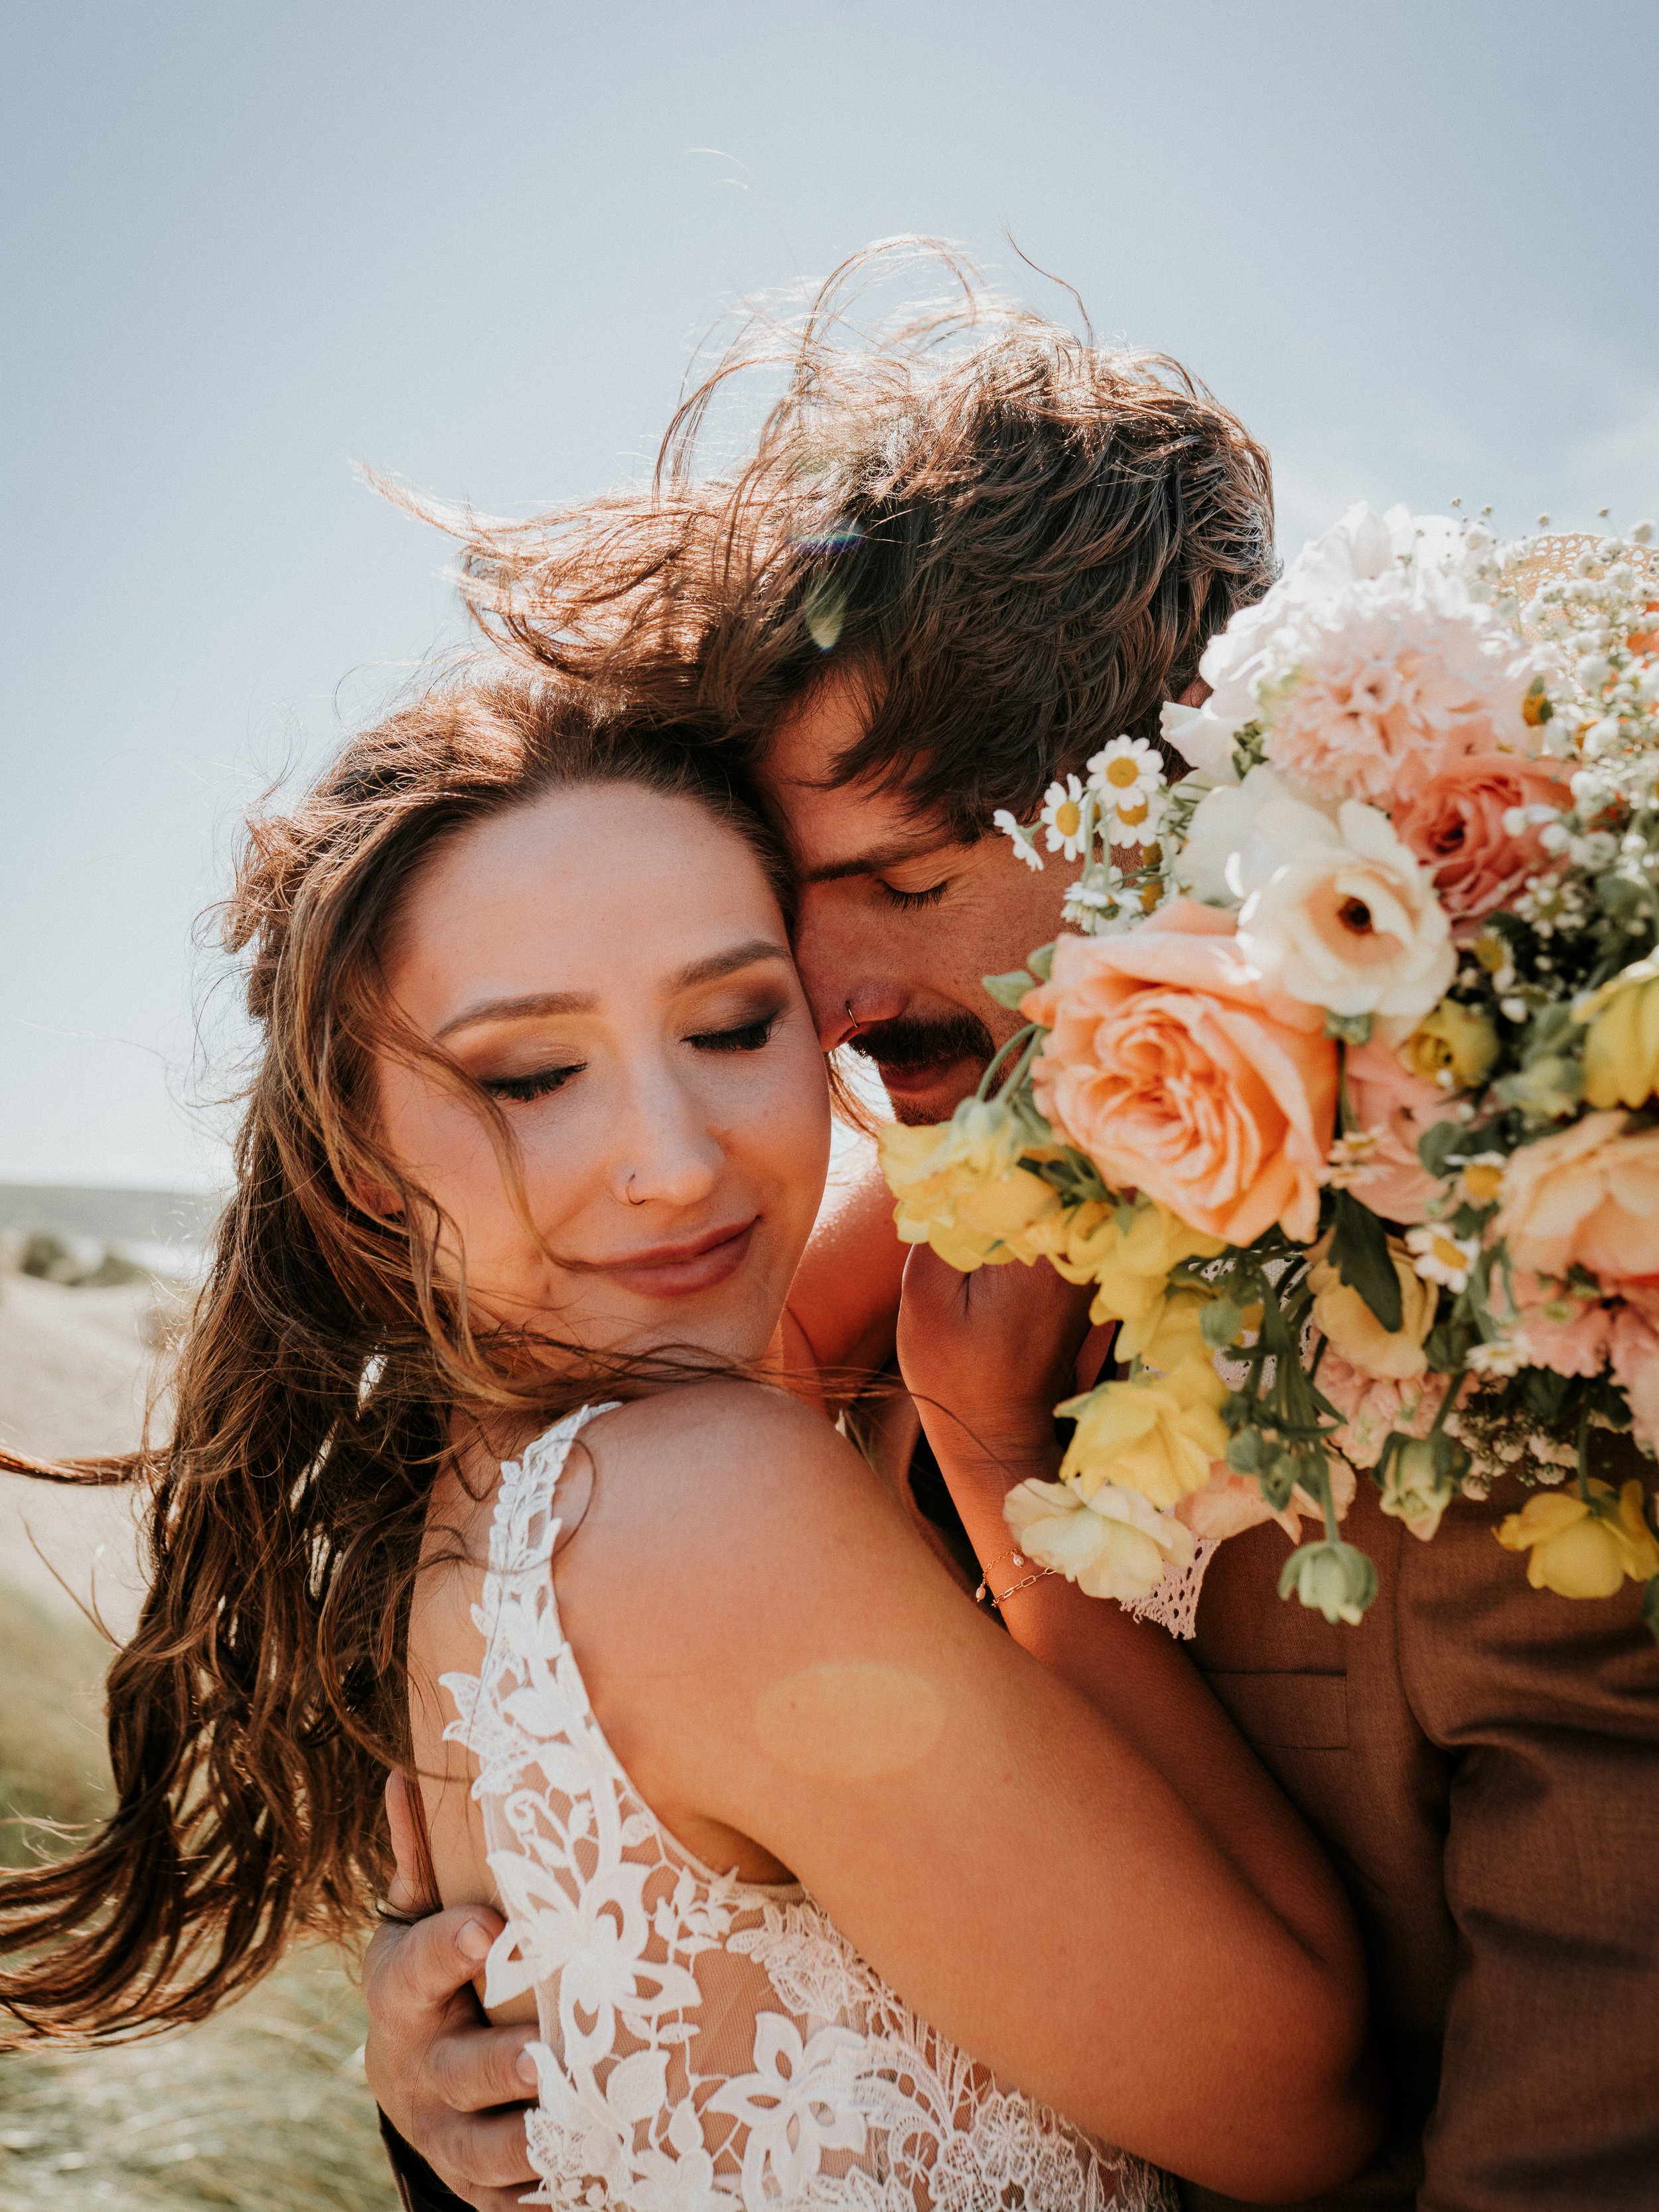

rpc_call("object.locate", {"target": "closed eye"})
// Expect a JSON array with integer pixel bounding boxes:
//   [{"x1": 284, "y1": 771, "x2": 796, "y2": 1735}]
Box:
[
  {"x1": 879, "y1": 880, "x2": 949, "y2": 912},
  {"x1": 479, "y1": 1062, "x2": 586, "y2": 1102},
  {"x1": 686, "y1": 1014, "x2": 779, "y2": 1054}
]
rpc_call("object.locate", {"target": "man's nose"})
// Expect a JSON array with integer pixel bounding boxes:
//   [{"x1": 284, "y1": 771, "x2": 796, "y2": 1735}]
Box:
[{"x1": 794, "y1": 893, "x2": 908, "y2": 1050}]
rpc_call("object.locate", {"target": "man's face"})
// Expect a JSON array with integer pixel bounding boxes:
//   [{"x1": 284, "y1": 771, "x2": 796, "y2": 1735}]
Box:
[{"x1": 759, "y1": 676, "x2": 1074, "y2": 1125}]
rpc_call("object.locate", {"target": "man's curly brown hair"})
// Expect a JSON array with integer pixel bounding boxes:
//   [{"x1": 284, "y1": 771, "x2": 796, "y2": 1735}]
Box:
[{"x1": 405, "y1": 240, "x2": 1277, "y2": 834}]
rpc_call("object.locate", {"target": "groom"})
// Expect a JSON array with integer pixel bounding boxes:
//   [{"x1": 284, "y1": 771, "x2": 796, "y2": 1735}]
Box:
[{"x1": 364, "y1": 292, "x2": 1659, "y2": 2211}]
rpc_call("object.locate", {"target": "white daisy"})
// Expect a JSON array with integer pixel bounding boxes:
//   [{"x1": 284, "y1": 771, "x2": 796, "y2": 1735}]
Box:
[
  {"x1": 1086, "y1": 735, "x2": 1166, "y2": 832},
  {"x1": 1039, "y1": 774, "x2": 1090, "y2": 860},
  {"x1": 1406, "y1": 1223, "x2": 1480, "y2": 1293},
  {"x1": 993, "y1": 809, "x2": 1045, "y2": 872},
  {"x1": 1465, "y1": 1337, "x2": 1527, "y2": 1378}
]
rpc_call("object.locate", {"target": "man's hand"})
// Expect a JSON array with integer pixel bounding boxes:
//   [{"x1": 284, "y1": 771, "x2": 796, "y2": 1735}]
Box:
[
  {"x1": 362, "y1": 1775, "x2": 540, "y2": 2212},
  {"x1": 896, "y1": 1243, "x2": 1099, "y2": 1489}
]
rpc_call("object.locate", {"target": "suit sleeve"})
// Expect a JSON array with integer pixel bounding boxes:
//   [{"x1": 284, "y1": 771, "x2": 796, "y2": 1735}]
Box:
[{"x1": 1395, "y1": 1463, "x2": 1659, "y2": 2212}]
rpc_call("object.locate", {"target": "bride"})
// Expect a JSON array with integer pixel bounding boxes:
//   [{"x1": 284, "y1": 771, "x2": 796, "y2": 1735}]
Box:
[{"x1": 0, "y1": 670, "x2": 1378, "y2": 2207}]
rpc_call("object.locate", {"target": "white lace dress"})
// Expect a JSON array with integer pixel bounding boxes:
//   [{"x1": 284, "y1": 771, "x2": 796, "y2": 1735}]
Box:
[{"x1": 439, "y1": 1406, "x2": 1175, "y2": 2212}]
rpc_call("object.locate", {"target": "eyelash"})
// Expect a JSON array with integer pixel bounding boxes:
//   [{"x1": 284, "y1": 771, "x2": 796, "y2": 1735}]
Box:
[
  {"x1": 685, "y1": 1013, "x2": 780, "y2": 1055},
  {"x1": 478, "y1": 1015, "x2": 780, "y2": 1102},
  {"x1": 481, "y1": 1064, "x2": 585, "y2": 1104},
  {"x1": 880, "y1": 881, "x2": 948, "y2": 912}
]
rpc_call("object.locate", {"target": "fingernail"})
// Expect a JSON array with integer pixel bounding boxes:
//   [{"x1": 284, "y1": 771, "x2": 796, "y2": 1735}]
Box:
[
  {"x1": 515, "y1": 2045, "x2": 538, "y2": 2087},
  {"x1": 457, "y1": 1918, "x2": 492, "y2": 1963}
]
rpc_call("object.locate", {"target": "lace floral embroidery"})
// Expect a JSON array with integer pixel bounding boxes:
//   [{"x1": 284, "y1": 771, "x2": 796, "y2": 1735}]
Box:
[{"x1": 441, "y1": 1405, "x2": 1173, "y2": 2211}]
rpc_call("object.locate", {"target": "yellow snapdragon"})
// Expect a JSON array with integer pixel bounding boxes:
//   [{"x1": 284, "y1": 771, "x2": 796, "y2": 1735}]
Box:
[
  {"x1": 1046, "y1": 1199, "x2": 1226, "y2": 1325},
  {"x1": 1057, "y1": 1356, "x2": 1229, "y2": 1512},
  {"x1": 1401, "y1": 998, "x2": 1500, "y2": 1090},
  {"x1": 877, "y1": 1100, "x2": 1062, "y2": 1272},
  {"x1": 1496, "y1": 1478, "x2": 1659, "y2": 1598},
  {"x1": 1577, "y1": 957, "x2": 1659, "y2": 1110}
]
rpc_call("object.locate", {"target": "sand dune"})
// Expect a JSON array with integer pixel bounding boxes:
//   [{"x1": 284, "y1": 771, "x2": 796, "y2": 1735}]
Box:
[{"x1": 0, "y1": 1270, "x2": 164, "y2": 1639}]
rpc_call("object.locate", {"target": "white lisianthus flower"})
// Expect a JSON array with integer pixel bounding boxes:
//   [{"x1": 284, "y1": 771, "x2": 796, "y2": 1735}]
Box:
[
  {"x1": 1039, "y1": 774, "x2": 1089, "y2": 859},
  {"x1": 993, "y1": 809, "x2": 1045, "y2": 871},
  {"x1": 1236, "y1": 799, "x2": 1456, "y2": 1020},
  {"x1": 1003, "y1": 1477, "x2": 1196, "y2": 1604},
  {"x1": 1160, "y1": 503, "x2": 1473, "y2": 786},
  {"x1": 1175, "y1": 764, "x2": 1334, "y2": 905}
]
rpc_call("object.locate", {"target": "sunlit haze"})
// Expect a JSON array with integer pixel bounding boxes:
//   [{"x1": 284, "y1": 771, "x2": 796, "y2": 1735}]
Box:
[{"x1": 7, "y1": 0, "x2": 1656, "y2": 1189}]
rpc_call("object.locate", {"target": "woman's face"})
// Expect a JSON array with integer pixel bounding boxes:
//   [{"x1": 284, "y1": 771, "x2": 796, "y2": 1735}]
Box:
[{"x1": 374, "y1": 782, "x2": 831, "y2": 1368}]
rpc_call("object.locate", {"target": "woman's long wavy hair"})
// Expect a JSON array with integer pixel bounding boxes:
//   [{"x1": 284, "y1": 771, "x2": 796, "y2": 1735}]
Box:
[{"x1": 0, "y1": 668, "x2": 799, "y2": 2044}]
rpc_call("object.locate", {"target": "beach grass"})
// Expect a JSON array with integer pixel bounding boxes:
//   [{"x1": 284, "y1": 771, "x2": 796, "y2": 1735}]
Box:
[{"x1": 0, "y1": 1579, "x2": 397, "y2": 2211}]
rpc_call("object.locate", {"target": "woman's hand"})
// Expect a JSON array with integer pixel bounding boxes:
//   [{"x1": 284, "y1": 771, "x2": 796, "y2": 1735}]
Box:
[{"x1": 895, "y1": 1243, "x2": 1098, "y2": 1531}]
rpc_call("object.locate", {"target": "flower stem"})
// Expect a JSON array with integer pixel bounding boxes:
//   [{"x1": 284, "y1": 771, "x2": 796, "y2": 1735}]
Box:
[
  {"x1": 975, "y1": 1023, "x2": 1038, "y2": 1102},
  {"x1": 1576, "y1": 1400, "x2": 1593, "y2": 1502}
]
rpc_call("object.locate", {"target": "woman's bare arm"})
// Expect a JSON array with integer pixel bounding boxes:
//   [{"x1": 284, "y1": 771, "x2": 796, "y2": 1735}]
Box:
[{"x1": 557, "y1": 1386, "x2": 1381, "y2": 2205}]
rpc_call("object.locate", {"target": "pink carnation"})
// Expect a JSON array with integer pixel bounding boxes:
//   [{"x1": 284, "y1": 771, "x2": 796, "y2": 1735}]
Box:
[
  {"x1": 1610, "y1": 1303, "x2": 1659, "y2": 1453},
  {"x1": 1341, "y1": 1037, "x2": 1461, "y2": 1225},
  {"x1": 1262, "y1": 586, "x2": 1533, "y2": 811},
  {"x1": 1510, "y1": 1300, "x2": 1614, "y2": 1378},
  {"x1": 1317, "y1": 1349, "x2": 1450, "y2": 1469},
  {"x1": 1393, "y1": 753, "x2": 1571, "y2": 924},
  {"x1": 1492, "y1": 1266, "x2": 1617, "y2": 1380}
]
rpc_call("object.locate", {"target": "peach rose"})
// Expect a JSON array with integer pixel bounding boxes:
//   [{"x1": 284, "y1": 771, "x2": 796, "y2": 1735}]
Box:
[
  {"x1": 1023, "y1": 903, "x2": 1338, "y2": 1246},
  {"x1": 1341, "y1": 1036, "x2": 1461, "y2": 1224},
  {"x1": 1393, "y1": 753, "x2": 1570, "y2": 923},
  {"x1": 1494, "y1": 1112, "x2": 1659, "y2": 1286}
]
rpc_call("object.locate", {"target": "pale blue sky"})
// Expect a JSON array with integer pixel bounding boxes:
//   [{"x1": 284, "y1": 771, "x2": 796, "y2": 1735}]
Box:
[{"x1": 6, "y1": 0, "x2": 1657, "y2": 1190}]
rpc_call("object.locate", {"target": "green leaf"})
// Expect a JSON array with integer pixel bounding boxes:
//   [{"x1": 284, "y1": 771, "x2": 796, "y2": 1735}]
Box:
[
  {"x1": 983, "y1": 970, "x2": 1035, "y2": 1009},
  {"x1": 1328, "y1": 1189, "x2": 1402, "y2": 1332},
  {"x1": 1027, "y1": 942, "x2": 1055, "y2": 982},
  {"x1": 801, "y1": 573, "x2": 846, "y2": 652},
  {"x1": 1417, "y1": 1117, "x2": 1469, "y2": 1179},
  {"x1": 1226, "y1": 1428, "x2": 1264, "y2": 1475},
  {"x1": 1258, "y1": 1451, "x2": 1297, "y2": 1512},
  {"x1": 1323, "y1": 1010, "x2": 1374, "y2": 1045}
]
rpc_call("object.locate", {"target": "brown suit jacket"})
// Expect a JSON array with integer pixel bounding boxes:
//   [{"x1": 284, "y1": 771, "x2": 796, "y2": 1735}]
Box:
[{"x1": 1183, "y1": 1449, "x2": 1659, "y2": 2212}]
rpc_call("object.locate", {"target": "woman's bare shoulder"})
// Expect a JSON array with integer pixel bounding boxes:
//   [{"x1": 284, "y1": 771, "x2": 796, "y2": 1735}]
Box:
[
  {"x1": 568, "y1": 1380, "x2": 944, "y2": 1650},
  {"x1": 583, "y1": 1380, "x2": 881, "y2": 1536}
]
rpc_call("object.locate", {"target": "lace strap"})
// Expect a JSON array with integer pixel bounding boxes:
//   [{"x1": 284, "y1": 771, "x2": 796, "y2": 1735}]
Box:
[{"x1": 486, "y1": 1400, "x2": 620, "y2": 1581}]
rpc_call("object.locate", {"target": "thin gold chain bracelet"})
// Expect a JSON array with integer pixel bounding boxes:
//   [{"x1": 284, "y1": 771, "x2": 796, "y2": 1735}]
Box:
[{"x1": 974, "y1": 1548, "x2": 1058, "y2": 1611}]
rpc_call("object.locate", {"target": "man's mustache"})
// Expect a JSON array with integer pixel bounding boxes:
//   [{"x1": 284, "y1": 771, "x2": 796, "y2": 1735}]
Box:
[{"x1": 845, "y1": 1011, "x2": 998, "y2": 1077}]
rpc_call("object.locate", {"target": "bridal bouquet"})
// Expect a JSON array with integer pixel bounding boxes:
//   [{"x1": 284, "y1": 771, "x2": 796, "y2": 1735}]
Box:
[{"x1": 880, "y1": 504, "x2": 1659, "y2": 1633}]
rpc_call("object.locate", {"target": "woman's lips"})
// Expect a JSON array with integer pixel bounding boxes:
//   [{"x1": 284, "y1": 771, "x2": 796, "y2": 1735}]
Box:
[{"x1": 593, "y1": 1219, "x2": 758, "y2": 1299}]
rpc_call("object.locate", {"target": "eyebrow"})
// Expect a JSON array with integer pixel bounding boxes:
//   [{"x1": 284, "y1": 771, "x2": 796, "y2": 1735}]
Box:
[
  {"x1": 434, "y1": 938, "x2": 791, "y2": 1040},
  {"x1": 804, "y1": 840, "x2": 954, "y2": 885}
]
